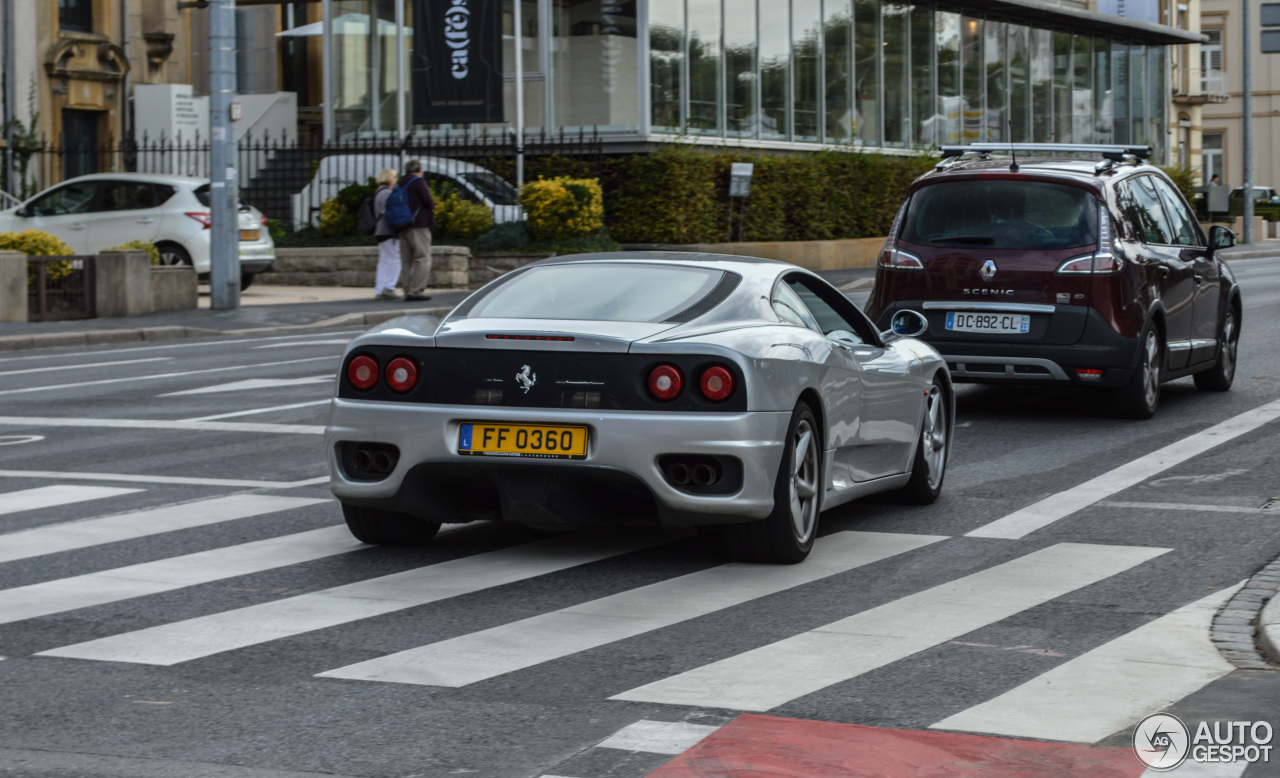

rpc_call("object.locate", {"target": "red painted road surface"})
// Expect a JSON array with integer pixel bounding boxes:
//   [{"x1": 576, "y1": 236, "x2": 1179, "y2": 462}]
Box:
[{"x1": 649, "y1": 714, "x2": 1145, "y2": 777}]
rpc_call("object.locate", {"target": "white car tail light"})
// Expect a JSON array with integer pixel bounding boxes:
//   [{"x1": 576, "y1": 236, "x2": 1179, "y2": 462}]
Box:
[
  {"x1": 185, "y1": 211, "x2": 212, "y2": 229},
  {"x1": 1057, "y1": 203, "x2": 1122, "y2": 274}
]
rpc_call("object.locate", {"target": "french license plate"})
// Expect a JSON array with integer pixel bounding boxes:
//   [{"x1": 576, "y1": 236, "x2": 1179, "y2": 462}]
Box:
[
  {"x1": 457, "y1": 422, "x2": 588, "y2": 460},
  {"x1": 945, "y1": 311, "x2": 1031, "y2": 334},
  {"x1": 240, "y1": 229, "x2": 260, "y2": 241}
]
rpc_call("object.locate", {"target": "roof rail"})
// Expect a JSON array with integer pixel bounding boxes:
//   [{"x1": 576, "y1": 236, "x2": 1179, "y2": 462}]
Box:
[{"x1": 939, "y1": 143, "x2": 1152, "y2": 162}]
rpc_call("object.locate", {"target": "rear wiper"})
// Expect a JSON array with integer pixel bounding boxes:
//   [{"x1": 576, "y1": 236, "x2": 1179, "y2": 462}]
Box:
[{"x1": 933, "y1": 235, "x2": 995, "y2": 245}]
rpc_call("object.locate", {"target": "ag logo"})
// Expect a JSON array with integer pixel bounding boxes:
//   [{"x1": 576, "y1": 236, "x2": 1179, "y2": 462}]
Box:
[{"x1": 1134, "y1": 713, "x2": 1191, "y2": 771}]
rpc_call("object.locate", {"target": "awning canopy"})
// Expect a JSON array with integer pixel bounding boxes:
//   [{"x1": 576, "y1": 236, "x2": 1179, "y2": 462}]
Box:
[{"x1": 967, "y1": 0, "x2": 1203, "y2": 45}]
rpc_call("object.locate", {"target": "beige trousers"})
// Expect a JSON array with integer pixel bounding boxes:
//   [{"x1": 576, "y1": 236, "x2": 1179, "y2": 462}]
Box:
[{"x1": 397, "y1": 227, "x2": 433, "y2": 296}]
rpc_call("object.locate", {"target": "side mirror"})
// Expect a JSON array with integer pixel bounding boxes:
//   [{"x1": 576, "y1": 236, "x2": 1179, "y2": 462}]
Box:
[
  {"x1": 1209, "y1": 225, "x2": 1236, "y2": 251},
  {"x1": 881, "y1": 309, "x2": 928, "y2": 344}
]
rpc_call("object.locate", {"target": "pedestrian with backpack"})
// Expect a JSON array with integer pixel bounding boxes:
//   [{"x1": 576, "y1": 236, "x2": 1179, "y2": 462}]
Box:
[
  {"x1": 393, "y1": 159, "x2": 436, "y2": 302},
  {"x1": 370, "y1": 168, "x2": 401, "y2": 300}
]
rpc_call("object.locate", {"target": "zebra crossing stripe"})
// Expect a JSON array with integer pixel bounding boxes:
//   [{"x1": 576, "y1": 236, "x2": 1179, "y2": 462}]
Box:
[
  {"x1": 930, "y1": 583, "x2": 1242, "y2": 744},
  {"x1": 0, "y1": 486, "x2": 142, "y2": 518},
  {"x1": 3, "y1": 526, "x2": 362, "y2": 625},
  {"x1": 595, "y1": 720, "x2": 721, "y2": 755},
  {"x1": 316, "y1": 531, "x2": 945, "y2": 687},
  {"x1": 37, "y1": 532, "x2": 663, "y2": 666},
  {"x1": 0, "y1": 495, "x2": 328, "y2": 565},
  {"x1": 610, "y1": 543, "x2": 1170, "y2": 712}
]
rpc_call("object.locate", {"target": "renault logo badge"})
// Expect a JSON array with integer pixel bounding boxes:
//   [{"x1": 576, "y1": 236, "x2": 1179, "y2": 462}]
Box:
[{"x1": 980, "y1": 260, "x2": 998, "y2": 281}]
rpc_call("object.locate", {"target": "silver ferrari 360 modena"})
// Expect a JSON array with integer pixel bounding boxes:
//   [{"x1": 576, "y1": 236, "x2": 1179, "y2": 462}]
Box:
[{"x1": 325, "y1": 252, "x2": 952, "y2": 563}]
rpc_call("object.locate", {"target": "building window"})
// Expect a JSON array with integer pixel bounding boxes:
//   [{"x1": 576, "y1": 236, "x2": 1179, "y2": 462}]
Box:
[
  {"x1": 983, "y1": 18, "x2": 1006, "y2": 143},
  {"x1": 959, "y1": 15, "x2": 983, "y2": 143},
  {"x1": 1202, "y1": 132, "x2": 1224, "y2": 185},
  {"x1": 1030, "y1": 28, "x2": 1051, "y2": 142},
  {"x1": 1052, "y1": 31, "x2": 1072, "y2": 142},
  {"x1": 793, "y1": 0, "x2": 822, "y2": 141},
  {"x1": 649, "y1": 0, "x2": 684, "y2": 131},
  {"x1": 934, "y1": 10, "x2": 960, "y2": 145},
  {"x1": 825, "y1": 0, "x2": 854, "y2": 143},
  {"x1": 759, "y1": 0, "x2": 789, "y2": 140},
  {"x1": 726, "y1": 1, "x2": 758, "y2": 138},
  {"x1": 911, "y1": 4, "x2": 935, "y2": 146},
  {"x1": 550, "y1": 0, "x2": 639, "y2": 133},
  {"x1": 1201, "y1": 28, "x2": 1223, "y2": 92},
  {"x1": 1008, "y1": 23, "x2": 1030, "y2": 142},
  {"x1": 1072, "y1": 35, "x2": 1092, "y2": 143},
  {"x1": 59, "y1": 0, "x2": 93, "y2": 32},
  {"x1": 688, "y1": 0, "x2": 722, "y2": 134}
]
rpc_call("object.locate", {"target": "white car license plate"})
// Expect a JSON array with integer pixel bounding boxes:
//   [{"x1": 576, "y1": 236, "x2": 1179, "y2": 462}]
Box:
[{"x1": 945, "y1": 311, "x2": 1031, "y2": 334}]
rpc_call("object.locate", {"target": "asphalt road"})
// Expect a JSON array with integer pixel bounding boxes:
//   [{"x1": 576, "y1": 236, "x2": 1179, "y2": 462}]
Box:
[{"x1": 1, "y1": 258, "x2": 1279, "y2": 777}]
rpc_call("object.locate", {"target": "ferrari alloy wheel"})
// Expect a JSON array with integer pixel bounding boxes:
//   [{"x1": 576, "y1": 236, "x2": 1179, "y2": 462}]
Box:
[
  {"x1": 1194, "y1": 306, "x2": 1239, "y2": 392},
  {"x1": 341, "y1": 503, "x2": 440, "y2": 546},
  {"x1": 899, "y1": 378, "x2": 950, "y2": 504},
  {"x1": 1116, "y1": 325, "x2": 1162, "y2": 420},
  {"x1": 724, "y1": 402, "x2": 820, "y2": 564}
]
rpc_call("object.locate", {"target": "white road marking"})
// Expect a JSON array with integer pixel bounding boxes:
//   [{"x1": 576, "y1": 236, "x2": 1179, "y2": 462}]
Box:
[
  {"x1": 967, "y1": 398, "x2": 1280, "y2": 539},
  {"x1": 0, "y1": 486, "x2": 142, "y2": 517},
  {"x1": 0, "y1": 494, "x2": 328, "y2": 565},
  {"x1": 931, "y1": 584, "x2": 1242, "y2": 743},
  {"x1": 595, "y1": 720, "x2": 721, "y2": 755},
  {"x1": 2, "y1": 525, "x2": 363, "y2": 625},
  {"x1": 610, "y1": 543, "x2": 1169, "y2": 712},
  {"x1": 39, "y1": 532, "x2": 665, "y2": 666},
  {"x1": 0, "y1": 357, "x2": 171, "y2": 377},
  {"x1": 317, "y1": 531, "x2": 945, "y2": 687},
  {"x1": 1100, "y1": 501, "x2": 1280, "y2": 515},
  {"x1": 0, "y1": 330, "x2": 368, "y2": 364},
  {"x1": 0, "y1": 356, "x2": 337, "y2": 397},
  {"x1": 0, "y1": 435, "x2": 43, "y2": 446},
  {"x1": 160, "y1": 376, "x2": 334, "y2": 397},
  {"x1": 0, "y1": 470, "x2": 328, "y2": 490},
  {"x1": 184, "y1": 400, "x2": 331, "y2": 422},
  {"x1": 252, "y1": 339, "x2": 353, "y2": 349},
  {"x1": 0, "y1": 417, "x2": 323, "y2": 435}
]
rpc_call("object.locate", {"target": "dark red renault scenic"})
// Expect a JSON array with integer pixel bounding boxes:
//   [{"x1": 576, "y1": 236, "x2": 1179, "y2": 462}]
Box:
[{"x1": 865, "y1": 144, "x2": 1242, "y2": 419}]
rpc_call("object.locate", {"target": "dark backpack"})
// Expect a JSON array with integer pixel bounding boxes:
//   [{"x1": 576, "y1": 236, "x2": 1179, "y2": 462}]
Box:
[
  {"x1": 383, "y1": 181, "x2": 416, "y2": 231},
  {"x1": 356, "y1": 195, "x2": 378, "y2": 237}
]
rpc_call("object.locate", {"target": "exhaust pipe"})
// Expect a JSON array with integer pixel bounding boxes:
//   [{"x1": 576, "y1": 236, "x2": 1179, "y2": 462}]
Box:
[
  {"x1": 690, "y1": 463, "x2": 720, "y2": 487},
  {"x1": 352, "y1": 449, "x2": 373, "y2": 472},
  {"x1": 371, "y1": 450, "x2": 394, "y2": 473},
  {"x1": 667, "y1": 461, "x2": 691, "y2": 486}
]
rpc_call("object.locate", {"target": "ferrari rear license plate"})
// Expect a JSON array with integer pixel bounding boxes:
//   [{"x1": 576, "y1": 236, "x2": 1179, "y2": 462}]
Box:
[
  {"x1": 945, "y1": 312, "x2": 1031, "y2": 334},
  {"x1": 240, "y1": 229, "x2": 260, "y2": 241},
  {"x1": 457, "y1": 422, "x2": 588, "y2": 459}
]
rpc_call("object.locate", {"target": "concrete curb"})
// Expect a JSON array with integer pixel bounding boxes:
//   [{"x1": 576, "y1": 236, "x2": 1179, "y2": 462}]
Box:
[
  {"x1": 0, "y1": 307, "x2": 452, "y2": 353},
  {"x1": 1212, "y1": 557, "x2": 1280, "y2": 670}
]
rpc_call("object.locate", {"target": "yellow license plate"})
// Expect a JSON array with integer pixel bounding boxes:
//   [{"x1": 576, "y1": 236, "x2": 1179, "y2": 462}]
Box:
[
  {"x1": 240, "y1": 229, "x2": 260, "y2": 241},
  {"x1": 457, "y1": 422, "x2": 588, "y2": 460}
]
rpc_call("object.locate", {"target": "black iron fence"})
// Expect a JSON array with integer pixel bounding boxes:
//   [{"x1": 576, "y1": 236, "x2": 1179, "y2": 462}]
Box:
[
  {"x1": 27, "y1": 256, "x2": 95, "y2": 322},
  {"x1": 2, "y1": 130, "x2": 605, "y2": 230}
]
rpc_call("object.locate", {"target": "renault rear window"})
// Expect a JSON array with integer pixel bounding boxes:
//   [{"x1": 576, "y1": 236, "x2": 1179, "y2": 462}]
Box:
[
  {"x1": 901, "y1": 180, "x2": 1099, "y2": 250},
  {"x1": 467, "y1": 263, "x2": 726, "y2": 323}
]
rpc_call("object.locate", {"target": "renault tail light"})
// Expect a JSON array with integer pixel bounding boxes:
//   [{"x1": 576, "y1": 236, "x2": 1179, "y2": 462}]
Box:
[{"x1": 1058, "y1": 203, "x2": 1122, "y2": 274}]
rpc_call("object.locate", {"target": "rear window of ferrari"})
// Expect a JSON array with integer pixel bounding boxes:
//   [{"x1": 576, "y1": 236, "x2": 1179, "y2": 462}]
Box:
[
  {"x1": 901, "y1": 180, "x2": 1099, "y2": 250},
  {"x1": 467, "y1": 263, "x2": 726, "y2": 323}
]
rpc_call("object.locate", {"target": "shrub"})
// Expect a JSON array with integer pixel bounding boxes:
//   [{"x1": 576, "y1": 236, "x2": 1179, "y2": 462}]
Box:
[
  {"x1": 1161, "y1": 164, "x2": 1198, "y2": 203},
  {"x1": 602, "y1": 145, "x2": 935, "y2": 244},
  {"x1": 318, "y1": 178, "x2": 377, "y2": 237},
  {"x1": 473, "y1": 220, "x2": 532, "y2": 252},
  {"x1": 519, "y1": 177, "x2": 604, "y2": 240},
  {"x1": 434, "y1": 194, "x2": 494, "y2": 239},
  {"x1": 106, "y1": 239, "x2": 161, "y2": 265},
  {"x1": 0, "y1": 229, "x2": 74, "y2": 286}
]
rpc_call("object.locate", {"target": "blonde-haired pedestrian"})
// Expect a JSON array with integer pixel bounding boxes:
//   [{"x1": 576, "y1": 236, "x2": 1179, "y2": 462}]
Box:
[{"x1": 372, "y1": 167, "x2": 402, "y2": 300}]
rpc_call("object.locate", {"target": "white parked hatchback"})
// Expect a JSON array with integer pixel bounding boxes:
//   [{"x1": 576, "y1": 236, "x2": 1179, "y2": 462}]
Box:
[{"x1": 0, "y1": 173, "x2": 276, "y2": 290}]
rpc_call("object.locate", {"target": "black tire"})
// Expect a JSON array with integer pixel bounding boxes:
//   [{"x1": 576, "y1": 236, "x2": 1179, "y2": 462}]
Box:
[
  {"x1": 724, "y1": 402, "x2": 821, "y2": 564},
  {"x1": 240, "y1": 272, "x2": 255, "y2": 292},
  {"x1": 1115, "y1": 324, "x2": 1162, "y2": 420},
  {"x1": 899, "y1": 378, "x2": 950, "y2": 505},
  {"x1": 156, "y1": 242, "x2": 192, "y2": 267},
  {"x1": 1194, "y1": 305, "x2": 1239, "y2": 392},
  {"x1": 341, "y1": 503, "x2": 440, "y2": 546}
]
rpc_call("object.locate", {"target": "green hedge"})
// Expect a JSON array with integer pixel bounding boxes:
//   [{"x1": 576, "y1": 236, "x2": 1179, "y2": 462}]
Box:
[{"x1": 601, "y1": 146, "x2": 936, "y2": 244}]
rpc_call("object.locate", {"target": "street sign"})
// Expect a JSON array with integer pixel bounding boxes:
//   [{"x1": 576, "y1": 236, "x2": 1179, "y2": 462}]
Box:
[{"x1": 729, "y1": 162, "x2": 754, "y2": 198}]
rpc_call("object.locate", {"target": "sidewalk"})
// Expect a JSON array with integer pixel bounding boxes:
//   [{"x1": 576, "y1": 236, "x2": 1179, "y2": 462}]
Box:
[{"x1": 0, "y1": 286, "x2": 469, "y2": 352}]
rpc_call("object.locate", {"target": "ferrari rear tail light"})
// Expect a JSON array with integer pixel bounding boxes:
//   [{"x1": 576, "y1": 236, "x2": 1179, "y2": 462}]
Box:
[
  {"x1": 385, "y1": 357, "x2": 418, "y2": 393},
  {"x1": 648, "y1": 365, "x2": 683, "y2": 401},
  {"x1": 699, "y1": 366, "x2": 735, "y2": 401},
  {"x1": 1057, "y1": 203, "x2": 1122, "y2": 275},
  {"x1": 185, "y1": 211, "x2": 212, "y2": 229},
  {"x1": 348, "y1": 355, "x2": 379, "y2": 390},
  {"x1": 878, "y1": 246, "x2": 925, "y2": 270}
]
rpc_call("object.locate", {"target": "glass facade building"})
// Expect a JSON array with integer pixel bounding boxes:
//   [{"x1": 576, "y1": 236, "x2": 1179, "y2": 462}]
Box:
[{"x1": 321, "y1": 0, "x2": 1190, "y2": 161}]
